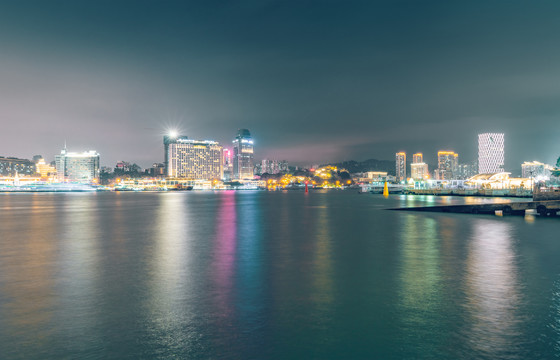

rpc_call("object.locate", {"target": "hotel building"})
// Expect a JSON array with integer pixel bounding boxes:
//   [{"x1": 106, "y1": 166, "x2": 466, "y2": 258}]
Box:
[
  {"x1": 55, "y1": 147, "x2": 100, "y2": 182},
  {"x1": 165, "y1": 135, "x2": 223, "y2": 180}
]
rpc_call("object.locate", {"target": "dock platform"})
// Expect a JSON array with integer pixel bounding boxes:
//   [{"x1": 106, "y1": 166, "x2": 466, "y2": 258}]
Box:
[{"x1": 390, "y1": 200, "x2": 560, "y2": 216}]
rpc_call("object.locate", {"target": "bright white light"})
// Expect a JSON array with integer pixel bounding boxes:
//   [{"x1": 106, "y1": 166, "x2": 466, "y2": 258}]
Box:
[{"x1": 169, "y1": 130, "x2": 178, "y2": 138}]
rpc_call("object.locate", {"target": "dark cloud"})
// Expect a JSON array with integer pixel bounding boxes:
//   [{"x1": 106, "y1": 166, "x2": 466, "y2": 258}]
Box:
[{"x1": 1, "y1": 0, "x2": 559, "y2": 169}]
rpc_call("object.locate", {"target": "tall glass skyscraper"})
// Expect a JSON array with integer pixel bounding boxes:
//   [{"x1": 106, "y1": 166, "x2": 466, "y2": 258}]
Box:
[
  {"x1": 478, "y1": 133, "x2": 505, "y2": 174},
  {"x1": 233, "y1": 129, "x2": 254, "y2": 180}
]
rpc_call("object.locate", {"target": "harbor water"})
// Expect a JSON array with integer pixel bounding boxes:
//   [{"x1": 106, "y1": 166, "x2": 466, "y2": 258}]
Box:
[{"x1": 1, "y1": 191, "x2": 559, "y2": 359}]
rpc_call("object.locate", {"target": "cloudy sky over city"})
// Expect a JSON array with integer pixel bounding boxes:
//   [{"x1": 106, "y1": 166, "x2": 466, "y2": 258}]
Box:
[{"x1": 1, "y1": 0, "x2": 560, "y2": 167}]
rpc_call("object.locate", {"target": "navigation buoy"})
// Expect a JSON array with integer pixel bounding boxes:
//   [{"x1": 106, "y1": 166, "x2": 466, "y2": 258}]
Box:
[
  {"x1": 383, "y1": 181, "x2": 389, "y2": 197},
  {"x1": 305, "y1": 181, "x2": 309, "y2": 193}
]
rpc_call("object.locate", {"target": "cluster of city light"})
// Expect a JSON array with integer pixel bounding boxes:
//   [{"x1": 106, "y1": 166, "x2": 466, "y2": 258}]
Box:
[
  {"x1": 264, "y1": 166, "x2": 352, "y2": 190},
  {"x1": 314, "y1": 166, "x2": 337, "y2": 179}
]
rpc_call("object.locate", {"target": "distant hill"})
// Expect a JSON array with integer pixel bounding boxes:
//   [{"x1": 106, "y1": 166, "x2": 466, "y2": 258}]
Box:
[{"x1": 323, "y1": 159, "x2": 396, "y2": 175}]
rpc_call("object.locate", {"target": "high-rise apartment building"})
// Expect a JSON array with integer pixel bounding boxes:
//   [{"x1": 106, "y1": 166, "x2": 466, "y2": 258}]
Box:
[
  {"x1": 395, "y1": 152, "x2": 406, "y2": 182},
  {"x1": 55, "y1": 147, "x2": 100, "y2": 182},
  {"x1": 435, "y1": 151, "x2": 458, "y2": 180},
  {"x1": 456, "y1": 162, "x2": 478, "y2": 180},
  {"x1": 261, "y1": 159, "x2": 288, "y2": 174},
  {"x1": 410, "y1": 152, "x2": 429, "y2": 180},
  {"x1": 233, "y1": 129, "x2": 254, "y2": 180},
  {"x1": 165, "y1": 135, "x2": 223, "y2": 179},
  {"x1": 478, "y1": 133, "x2": 504, "y2": 174}
]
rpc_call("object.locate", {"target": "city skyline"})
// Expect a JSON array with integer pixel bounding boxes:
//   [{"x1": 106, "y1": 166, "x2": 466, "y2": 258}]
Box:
[
  {"x1": 1, "y1": 1, "x2": 560, "y2": 168},
  {"x1": 0, "y1": 130, "x2": 554, "y2": 175},
  {"x1": 2, "y1": 3, "x2": 560, "y2": 359}
]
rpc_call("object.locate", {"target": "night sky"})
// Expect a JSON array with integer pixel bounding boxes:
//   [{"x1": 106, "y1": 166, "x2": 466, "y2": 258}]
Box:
[{"x1": 1, "y1": 0, "x2": 560, "y2": 168}]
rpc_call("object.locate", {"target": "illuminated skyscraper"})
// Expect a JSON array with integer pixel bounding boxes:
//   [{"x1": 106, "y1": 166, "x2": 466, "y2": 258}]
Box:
[
  {"x1": 395, "y1": 152, "x2": 406, "y2": 182},
  {"x1": 411, "y1": 152, "x2": 429, "y2": 180},
  {"x1": 55, "y1": 147, "x2": 100, "y2": 183},
  {"x1": 164, "y1": 133, "x2": 186, "y2": 176},
  {"x1": 223, "y1": 148, "x2": 233, "y2": 180},
  {"x1": 233, "y1": 129, "x2": 254, "y2": 180},
  {"x1": 164, "y1": 135, "x2": 223, "y2": 179},
  {"x1": 478, "y1": 133, "x2": 504, "y2": 174},
  {"x1": 435, "y1": 151, "x2": 458, "y2": 180}
]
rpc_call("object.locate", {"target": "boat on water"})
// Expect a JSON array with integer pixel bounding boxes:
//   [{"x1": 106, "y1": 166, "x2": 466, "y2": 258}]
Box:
[{"x1": 360, "y1": 183, "x2": 406, "y2": 194}]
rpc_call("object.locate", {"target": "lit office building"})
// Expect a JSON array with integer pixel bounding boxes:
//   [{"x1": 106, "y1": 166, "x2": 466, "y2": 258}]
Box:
[
  {"x1": 36, "y1": 158, "x2": 57, "y2": 179},
  {"x1": 0, "y1": 156, "x2": 36, "y2": 176},
  {"x1": 150, "y1": 163, "x2": 166, "y2": 177},
  {"x1": 165, "y1": 135, "x2": 223, "y2": 180},
  {"x1": 395, "y1": 152, "x2": 406, "y2": 182},
  {"x1": 55, "y1": 147, "x2": 100, "y2": 182},
  {"x1": 521, "y1": 161, "x2": 552, "y2": 180},
  {"x1": 223, "y1": 148, "x2": 233, "y2": 180},
  {"x1": 435, "y1": 151, "x2": 458, "y2": 180},
  {"x1": 411, "y1": 153, "x2": 429, "y2": 180},
  {"x1": 233, "y1": 129, "x2": 254, "y2": 180},
  {"x1": 478, "y1": 133, "x2": 504, "y2": 174}
]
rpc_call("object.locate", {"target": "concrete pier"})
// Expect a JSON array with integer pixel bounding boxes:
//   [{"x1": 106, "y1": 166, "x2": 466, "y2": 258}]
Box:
[
  {"x1": 403, "y1": 188, "x2": 532, "y2": 198},
  {"x1": 390, "y1": 200, "x2": 560, "y2": 216}
]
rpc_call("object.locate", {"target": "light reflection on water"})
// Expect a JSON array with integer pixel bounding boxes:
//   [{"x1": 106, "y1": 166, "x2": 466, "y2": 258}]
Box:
[
  {"x1": 55, "y1": 194, "x2": 104, "y2": 355},
  {"x1": 394, "y1": 194, "x2": 522, "y2": 208},
  {"x1": 145, "y1": 192, "x2": 203, "y2": 357},
  {"x1": 151, "y1": 193, "x2": 190, "y2": 312},
  {"x1": 311, "y1": 196, "x2": 334, "y2": 310},
  {"x1": 0, "y1": 192, "x2": 560, "y2": 359},
  {"x1": 462, "y1": 219, "x2": 526, "y2": 359},
  {"x1": 0, "y1": 194, "x2": 58, "y2": 358},
  {"x1": 549, "y1": 279, "x2": 560, "y2": 354},
  {"x1": 397, "y1": 214, "x2": 443, "y2": 354}
]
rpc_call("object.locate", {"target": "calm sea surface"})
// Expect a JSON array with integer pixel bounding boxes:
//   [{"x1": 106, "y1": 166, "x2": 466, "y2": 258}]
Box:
[{"x1": 1, "y1": 191, "x2": 560, "y2": 359}]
